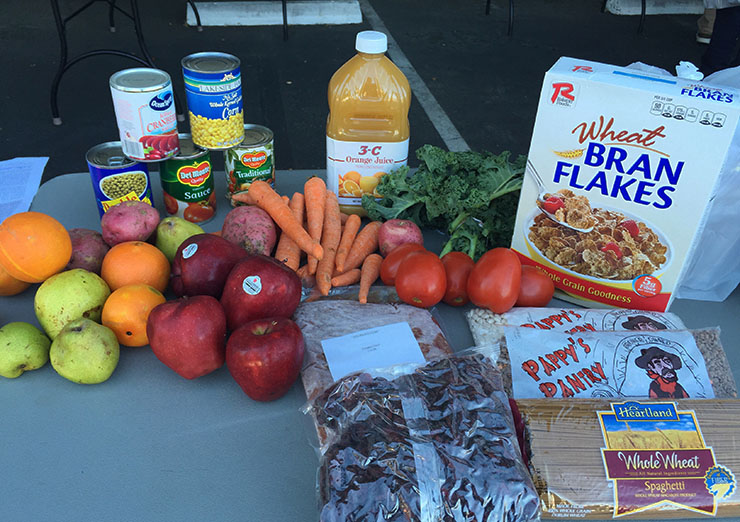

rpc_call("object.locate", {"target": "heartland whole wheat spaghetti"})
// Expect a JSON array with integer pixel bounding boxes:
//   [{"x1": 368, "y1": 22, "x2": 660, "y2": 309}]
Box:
[{"x1": 517, "y1": 398, "x2": 740, "y2": 519}]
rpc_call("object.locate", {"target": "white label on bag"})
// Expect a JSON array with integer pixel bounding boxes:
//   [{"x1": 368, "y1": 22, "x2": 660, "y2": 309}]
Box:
[
  {"x1": 320, "y1": 321, "x2": 425, "y2": 381},
  {"x1": 503, "y1": 326, "x2": 714, "y2": 399},
  {"x1": 326, "y1": 137, "x2": 409, "y2": 207}
]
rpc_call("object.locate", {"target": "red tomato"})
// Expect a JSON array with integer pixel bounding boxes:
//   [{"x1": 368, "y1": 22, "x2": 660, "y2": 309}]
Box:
[
  {"x1": 516, "y1": 265, "x2": 555, "y2": 307},
  {"x1": 380, "y1": 243, "x2": 426, "y2": 286},
  {"x1": 467, "y1": 248, "x2": 521, "y2": 314},
  {"x1": 394, "y1": 251, "x2": 446, "y2": 308},
  {"x1": 441, "y1": 251, "x2": 474, "y2": 306},
  {"x1": 184, "y1": 202, "x2": 215, "y2": 223}
]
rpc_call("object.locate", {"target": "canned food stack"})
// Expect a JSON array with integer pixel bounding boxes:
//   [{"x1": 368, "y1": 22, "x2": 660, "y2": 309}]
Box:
[{"x1": 95, "y1": 52, "x2": 276, "y2": 222}]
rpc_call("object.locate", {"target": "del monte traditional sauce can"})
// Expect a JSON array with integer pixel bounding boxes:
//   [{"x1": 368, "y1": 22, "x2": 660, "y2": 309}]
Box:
[
  {"x1": 160, "y1": 134, "x2": 216, "y2": 223},
  {"x1": 224, "y1": 124, "x2": 274, "y2": 206},
  {"x1": 109, "y1": 68, "x2": 179, "y2": 162},
  {"x1": 86, "y1": 142, "x2": 153, "y2": 217},
  {"x1": 182, "y1": 52, "x2": 244, "y2": 150}
]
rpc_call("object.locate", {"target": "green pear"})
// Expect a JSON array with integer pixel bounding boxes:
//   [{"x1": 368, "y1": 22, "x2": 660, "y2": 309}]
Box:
[
  {"x1": 0, "y1": 322, "x2": 51, "y2": 378},
  {"x1": 34, "y1": 269, "x2": 111, "y2": 340},
  {"x1": 50, "y1": 318, "x2": 119, "y2": 384},
  {"x1": 155, "y1": 217, "x2": 205, "y2": 262}
]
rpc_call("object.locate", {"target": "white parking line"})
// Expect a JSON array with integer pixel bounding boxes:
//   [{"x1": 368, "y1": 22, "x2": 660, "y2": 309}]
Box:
[{"x1": 359, "y1": 0, "x2": 470, "y2": 152}]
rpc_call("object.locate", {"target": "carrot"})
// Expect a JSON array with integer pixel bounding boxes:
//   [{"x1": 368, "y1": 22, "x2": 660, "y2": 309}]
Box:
[
  {"x1": 304, "y1": 177, "x2": 327, "y2": 275},
  {"x1": 242, "y1": 180, "x2": 323, "y2": 260},
  {"x1": 281, "y1": 195, "x2": 290, "y2": 205},
  {"x1": 273, "y1": 193, "x2": 305, "y2": 271},
  {"x1": 358, "y1": 254, "x2": 383, "y2": 304},
  {"x1": 232, "y1": 191, "x2": 256, "y2": 205},
  {"x1": 331, "y1": 268, "x2": 361, "y2": 287},
  {"x1": 316, "y1": 191, "x2": 342, "y2": 296},
  {"x1": 340, "y1": 213, "x2": 350, "y2": 225},
  {"x1": 335, "y1": 214, "x2": 361, "y2": 273},
  {"x1": 342, "y1": 221, "x2": 382, "y2": 272}
]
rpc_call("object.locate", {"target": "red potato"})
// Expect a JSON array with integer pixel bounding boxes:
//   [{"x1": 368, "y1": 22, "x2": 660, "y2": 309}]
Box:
[
  {"x1": 221, "y1": 206, "x2": 277, "y2": 256},
  {"x1": 100, "y1": 200, "x2": 160, "y2": 246},
  {"x1": 65, "y1": 228, "x2": 110, "y2": 274},
  {"x1": 378, "y1": 219, "x2": 424, "y2": 257}
]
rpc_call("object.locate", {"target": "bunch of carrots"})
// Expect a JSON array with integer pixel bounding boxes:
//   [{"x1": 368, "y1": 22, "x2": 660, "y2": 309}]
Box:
[{"x1": 232, "y1": 178, "x2": 383, "y2": 304}]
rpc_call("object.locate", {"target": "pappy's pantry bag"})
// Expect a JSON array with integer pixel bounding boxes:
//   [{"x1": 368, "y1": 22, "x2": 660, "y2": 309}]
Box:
[{"x1": 511, "y1": 57, "x2": 740, "y2": 311}]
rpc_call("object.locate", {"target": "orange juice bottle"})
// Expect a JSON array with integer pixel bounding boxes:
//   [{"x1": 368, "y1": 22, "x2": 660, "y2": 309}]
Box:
[{"x1": 326, "y1": 31, "x2": 411, "y2": 216}]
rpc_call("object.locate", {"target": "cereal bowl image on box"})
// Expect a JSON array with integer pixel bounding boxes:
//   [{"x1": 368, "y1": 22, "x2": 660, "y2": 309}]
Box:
[
  {"x1": 510, "y1": 57, "x2": 740, "y2": 311},
  {"x1": 523, "y1": 204, "x2": 673, "y2": 291}
]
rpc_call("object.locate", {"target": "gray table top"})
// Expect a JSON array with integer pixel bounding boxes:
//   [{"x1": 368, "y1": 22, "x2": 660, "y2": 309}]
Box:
[{"x1": 1, "y1": 168, "x2": 738, "y2": 522}]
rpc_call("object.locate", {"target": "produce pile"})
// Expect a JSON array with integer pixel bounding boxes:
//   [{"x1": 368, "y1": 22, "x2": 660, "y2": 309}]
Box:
[{"x1": 0, "y1": 151, "x2": 554, "y2": 402}]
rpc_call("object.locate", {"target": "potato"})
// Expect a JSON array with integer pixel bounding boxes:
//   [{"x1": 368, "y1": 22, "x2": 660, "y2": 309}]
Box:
[
  {"x1": 378, "y1": 219, "x2": 424, "y2": 257},
  {"x1": 65, "y1": 228, "x2": 110, "y2": 274},
  {"x1": 101, "y1": 201, "x2": 160, "y2": 246},
  {"x1": 222, "y1": 206, "x2": 277, "y2": 256}
]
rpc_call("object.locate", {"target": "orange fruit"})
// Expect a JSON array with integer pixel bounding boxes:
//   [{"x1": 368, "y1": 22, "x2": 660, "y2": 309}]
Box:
[
  {"x1": 100, "y1": 241, "x2": 170, "y2": 293},
  {"x1": 343, "y1": 171, "x2": 361, "y2": 184},
  {"x1": 0, "y1": 263, "x2": 31, "y2": 296},
  {"x1": 0, "y1": 211, "x2": 72, "y2": 283},
  {"x1": 101, "y1": 284, "x2": 166, "y2": 346}
]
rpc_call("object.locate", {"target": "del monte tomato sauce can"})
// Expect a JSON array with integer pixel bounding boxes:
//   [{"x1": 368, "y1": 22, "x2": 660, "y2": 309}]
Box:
[
  {"x1": 224, "y1": 124, "x2": 274, "y2": 206},
  {"x1": 109, "y1": 68, "x2": 179, "y2": 162},
  {"x1": 86, "y1": 142, "x2": 153, "y2": 218},
  {"x1": 160, "y1": 134, "x2": 216, "y2": 223}
]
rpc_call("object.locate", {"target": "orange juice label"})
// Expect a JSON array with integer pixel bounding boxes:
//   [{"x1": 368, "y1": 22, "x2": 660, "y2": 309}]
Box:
[{"x1": 326, "y1": 137, "x2": 409, "y2": 207}]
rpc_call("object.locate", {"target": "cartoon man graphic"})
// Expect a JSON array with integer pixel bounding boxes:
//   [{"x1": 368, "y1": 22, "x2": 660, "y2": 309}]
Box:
[
  {"x1": 635, "y1": 346, "x2": 689, "y2": 398},
  {"x1": 622, "y1": 315, "x2": 667, "y2": 331}
]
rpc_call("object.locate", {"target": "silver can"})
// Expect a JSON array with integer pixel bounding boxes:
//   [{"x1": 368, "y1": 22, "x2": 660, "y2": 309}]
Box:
[{"x1": 109, "y1": 68, "x2": 179, "y2": 162}]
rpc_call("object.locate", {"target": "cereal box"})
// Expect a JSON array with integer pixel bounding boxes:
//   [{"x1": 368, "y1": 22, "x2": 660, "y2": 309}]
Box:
[{"x1": 511, "y1": 57, "x2": 740, "y2": 311}]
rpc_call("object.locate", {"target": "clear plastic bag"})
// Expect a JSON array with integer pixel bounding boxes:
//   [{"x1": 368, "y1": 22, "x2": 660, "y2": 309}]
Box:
[{"x1": 306, "y1": 347, "x2": 540, "y2": 521}]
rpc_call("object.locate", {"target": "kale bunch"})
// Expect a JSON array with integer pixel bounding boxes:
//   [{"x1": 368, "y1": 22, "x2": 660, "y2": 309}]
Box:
[{"x1": 361, "y1": 144, "x2": 525, "y2": 261}]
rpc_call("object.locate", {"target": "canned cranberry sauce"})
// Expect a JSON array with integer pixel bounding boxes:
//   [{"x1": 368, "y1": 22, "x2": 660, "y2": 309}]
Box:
[{"x1": 110, "y1": 68, "x2": 179, "y2": 162}]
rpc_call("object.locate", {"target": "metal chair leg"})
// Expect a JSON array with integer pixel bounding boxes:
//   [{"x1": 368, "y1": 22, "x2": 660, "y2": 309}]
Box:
[
  {"x1": 108, "y1": 0, "x2": 116, "y2": 32},
  {"x1": 638, "y1": 0, "x2": 646, "y2": 33},
  {"x1": 187, "y1": 0, "x2": 203, "y2": 31},
  {"x1": 282, "y1": 0, "x2": 288, "y2": 40},
  {"x1": 508, "y1": 0, "x2": 513, "y2": 36},
  {"x1": 50, "y1": 0, "x2": 67, "y2": 125}
]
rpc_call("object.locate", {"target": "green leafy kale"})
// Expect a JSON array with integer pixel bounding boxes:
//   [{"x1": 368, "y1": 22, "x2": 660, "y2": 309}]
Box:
[{"x1": 361, "y1": 144, "x2": 525, "y2": 260}]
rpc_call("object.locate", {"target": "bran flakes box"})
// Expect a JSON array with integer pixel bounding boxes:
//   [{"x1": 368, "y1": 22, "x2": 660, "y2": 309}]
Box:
[{"x1": 511, "y1": 57, "x2": 740, "y2": 312}]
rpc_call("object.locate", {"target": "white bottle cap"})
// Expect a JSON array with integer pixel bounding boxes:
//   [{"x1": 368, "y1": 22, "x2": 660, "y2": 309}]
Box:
[{"x1": 355, "y1": 31, "x2": 387, "y2": 54}]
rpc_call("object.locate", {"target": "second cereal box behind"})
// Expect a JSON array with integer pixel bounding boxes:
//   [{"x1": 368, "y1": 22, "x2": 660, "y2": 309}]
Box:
[{"x1": 511, "y1": 57, "x2": 740, "y2": 312}]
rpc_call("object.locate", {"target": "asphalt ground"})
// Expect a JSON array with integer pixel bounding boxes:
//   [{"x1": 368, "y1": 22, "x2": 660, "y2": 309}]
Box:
[{"x1": 1, "y1": 0, "x2": 707, "y2": 183}]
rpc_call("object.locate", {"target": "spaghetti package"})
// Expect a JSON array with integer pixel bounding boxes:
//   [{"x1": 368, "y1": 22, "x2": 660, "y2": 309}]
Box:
[
  {"x1": 518, "y1": 398, "x2": 740, "y2": 519},
  {"x1": 306, "y1": 349, "x2": 540, "y2": 521}
]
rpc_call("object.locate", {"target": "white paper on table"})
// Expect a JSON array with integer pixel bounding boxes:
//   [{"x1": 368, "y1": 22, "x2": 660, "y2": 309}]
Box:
[
  {"x1": 0, "y1": 157, "x2": 49, "y2": 223},
  {"x1": 320, "y1": 321, "x2": 426, "y2": 382}
]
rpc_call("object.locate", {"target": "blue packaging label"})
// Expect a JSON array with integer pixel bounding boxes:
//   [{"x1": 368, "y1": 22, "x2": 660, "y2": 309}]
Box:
[
  {"x1": 183, "y1": 67, "x2": 244, "y2": 149},
  {"x1": 87, "y1": 161, "x2": 153, "y2": 217}
]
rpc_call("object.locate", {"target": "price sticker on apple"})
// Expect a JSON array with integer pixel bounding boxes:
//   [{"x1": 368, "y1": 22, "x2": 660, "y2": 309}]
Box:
[
  {"x1": 182, "y1": 243, "x2": 198, "y2": 259},
  {"x1": 242, "y1": 275, "x2": 262, "y2": 295}
]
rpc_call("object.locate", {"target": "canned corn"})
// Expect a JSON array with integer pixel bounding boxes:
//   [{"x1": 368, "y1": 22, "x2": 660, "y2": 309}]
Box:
[
  {"x1": 224, "y1": 124, "x2": 275, "y2": 207},
  {"x1": 109, "y1": 68, "x2": 179, "y2": 162},
  {"x1": 182, "y1": 52, "x2": 244, "y2": 150},
  {"x1": 160, "y1": 134, "x2": 216, "y2": 223},
  {"x1": 86, "y1": 142, "x2": 153, "y2": 218}
]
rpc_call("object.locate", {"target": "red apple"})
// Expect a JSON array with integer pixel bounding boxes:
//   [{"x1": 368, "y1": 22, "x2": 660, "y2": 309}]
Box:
[
  {"x1": 171, "y1": 234, "x2": 248, "y2": 298},
  {"x1": 146, "y1": 295, "x2": 227, "y2": 379},
  {"x1": 226, "y1": 317, "x2": 305, "y2": 401},
  {"x1": 220, "y1": 254, "x2": 301, "y2": 331}
]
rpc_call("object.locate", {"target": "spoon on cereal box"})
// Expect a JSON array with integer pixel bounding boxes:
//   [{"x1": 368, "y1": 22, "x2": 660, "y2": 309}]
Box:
[{"x1": 526, "y1": 160, "x2": 595, "y2": 234}]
